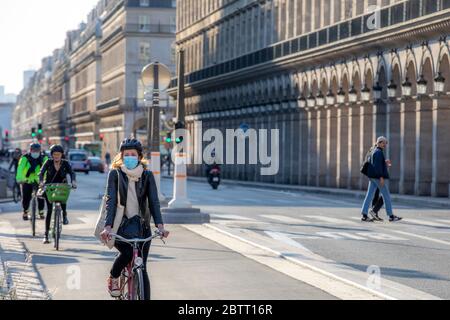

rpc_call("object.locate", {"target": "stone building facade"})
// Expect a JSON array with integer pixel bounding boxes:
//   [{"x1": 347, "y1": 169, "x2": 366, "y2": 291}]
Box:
[
  {"x1": 13, "y1": 0, "x2": 176, "y2": 158},
  {"x1": 172, "y1": 0, "x2": 450, "y2": 197}
]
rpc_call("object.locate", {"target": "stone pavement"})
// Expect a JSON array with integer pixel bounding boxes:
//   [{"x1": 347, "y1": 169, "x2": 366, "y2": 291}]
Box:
[{"x1": 0, "y1": 221, "x2": 49, "y2": 300}]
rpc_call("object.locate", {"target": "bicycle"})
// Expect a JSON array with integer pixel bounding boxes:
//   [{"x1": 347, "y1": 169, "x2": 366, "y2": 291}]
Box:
[
  {"x1": 110, "y1": 231, "x2": 167, "y2": 300},
  {"x1": 41, "y1": 184, "x2": 72, "y2": 251}
]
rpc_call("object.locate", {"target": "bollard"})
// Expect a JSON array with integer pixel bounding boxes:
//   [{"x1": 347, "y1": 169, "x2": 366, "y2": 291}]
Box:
[
  {"x1": 163, "y1": 152, "x2": 210, "y2": 224},
  {"x1": 168, "y1": 152, "x2": 192, "y2": 209}
]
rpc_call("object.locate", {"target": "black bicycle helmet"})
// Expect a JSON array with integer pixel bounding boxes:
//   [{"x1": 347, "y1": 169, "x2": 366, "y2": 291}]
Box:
[
  {"x1": 120, "y1": 138, "x2": 143, "y2": 154},
  {"x1": 50, "y1": 144, "x2": 64, "y2": 155},
  {"x1": 30, "y1": 143, "x2": 41, "y2": 151}
]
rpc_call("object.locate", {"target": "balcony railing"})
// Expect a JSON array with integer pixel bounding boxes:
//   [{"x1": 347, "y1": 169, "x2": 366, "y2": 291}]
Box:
[{"x1": 124, "y1": 23, "x2": 176, "y2": 34}]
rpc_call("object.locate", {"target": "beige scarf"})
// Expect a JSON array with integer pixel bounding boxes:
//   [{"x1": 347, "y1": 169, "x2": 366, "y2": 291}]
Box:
[{"x1": 121, "y1": 164, "x2": 144, "y2": 182}]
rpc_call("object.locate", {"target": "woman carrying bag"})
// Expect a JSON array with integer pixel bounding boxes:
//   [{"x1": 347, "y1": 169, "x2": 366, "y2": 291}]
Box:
[{"x1": 99, "y1": 138, "x2": 169, "y2": 299}]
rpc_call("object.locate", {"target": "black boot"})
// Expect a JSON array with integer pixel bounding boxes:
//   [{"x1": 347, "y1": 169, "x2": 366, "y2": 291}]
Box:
[
  {"x1": 23, "y1": 211, "x2": 29, "y2": 221},
  {"x1": 63, "y1": 213, "x2": 69, "y2": 225},
  {"x1": 43, "y1": 233, "x2": 50, "y2": 244}
]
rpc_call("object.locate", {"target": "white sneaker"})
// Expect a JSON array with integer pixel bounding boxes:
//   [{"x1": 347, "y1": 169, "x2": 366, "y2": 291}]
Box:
[{"x1": 108, "y1": 277, "x2": 121, "y2": 298}]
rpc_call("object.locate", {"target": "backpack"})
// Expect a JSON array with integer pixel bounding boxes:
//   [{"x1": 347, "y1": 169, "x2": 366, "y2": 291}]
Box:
[
  {"x1": 25, "y1": 154, "x2": 44, "y2": 178},
  {"x1": 360, "y1": 148, "x2": 374, "y2": 177}
]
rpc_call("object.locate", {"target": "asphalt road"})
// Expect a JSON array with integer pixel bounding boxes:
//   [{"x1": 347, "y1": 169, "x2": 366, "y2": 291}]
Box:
[
  {"x1": 166, "y1": 176, "x2": 450, "y2": 299},
  {"x1": 0, "y1": 171, "x2": 335, "y2": 300},
  {"x1": 2, "y1": 168, "x2": 450, "y2": 299}
]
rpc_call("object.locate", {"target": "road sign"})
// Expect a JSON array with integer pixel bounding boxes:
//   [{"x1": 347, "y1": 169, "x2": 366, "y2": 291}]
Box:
[
  {"x1": 240, "y1": 123, "x2": 250, "y2": 133},
  {"x1": 141, "y1": 62, "x2": 171, "y2": 91}
]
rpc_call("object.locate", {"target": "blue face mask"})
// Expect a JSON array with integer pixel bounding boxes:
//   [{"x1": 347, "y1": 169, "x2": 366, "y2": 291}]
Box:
[
  {"x1": 31, "y1": 152, "x2": 40, "y2": 159},
  {"x1": 123, "y1": 156, "x2": 139, "y2": 170}
]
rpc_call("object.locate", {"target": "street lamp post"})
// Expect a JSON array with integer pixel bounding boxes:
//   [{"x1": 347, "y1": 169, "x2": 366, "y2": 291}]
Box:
[
  {"x1": 162, "y1": 48, "x2": 210, "y2": 224},
  {"x1": 141, "y1": 62, "x2": 172, "y2": 203}
]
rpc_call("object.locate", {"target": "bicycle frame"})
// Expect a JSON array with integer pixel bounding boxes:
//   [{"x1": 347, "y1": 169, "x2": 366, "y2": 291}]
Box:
[{"x1": 110, "y1": 232, "x2": 165, "y2": 300}]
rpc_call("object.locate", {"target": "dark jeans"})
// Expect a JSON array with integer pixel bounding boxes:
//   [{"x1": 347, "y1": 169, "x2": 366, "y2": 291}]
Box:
[
  {"x1": 44, "y1": 195, "x2": 67, "y2": 235},
  {"x1": 111, "y1": 227, "x2": 152, "y2": 300},
  {"x1": 372, "y1": 188, "x2": 384, "y2": 214},
  {"x1": 22, "y1": 183, "x2": 45, "y2": 213}
]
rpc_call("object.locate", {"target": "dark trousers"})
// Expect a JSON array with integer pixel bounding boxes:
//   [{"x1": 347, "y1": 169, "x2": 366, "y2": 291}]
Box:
[
  {"x1": 111, "y1": 228, "x2": 152, "y2": 300},
  {"x1": 372, "y1": 188, "x2": 384, "y2": 213},
  {"x1": 44, "y1": 195, "x2": 67, "y2": 235},
  {"x1": 22, "y1": 183, "x2": 45, "y2": 213}
]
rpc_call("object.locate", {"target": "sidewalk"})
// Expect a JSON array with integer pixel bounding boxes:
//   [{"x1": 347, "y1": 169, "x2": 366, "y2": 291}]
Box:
[{"x1": 162, "y1": 175, "x2": 450, "y2": 209}]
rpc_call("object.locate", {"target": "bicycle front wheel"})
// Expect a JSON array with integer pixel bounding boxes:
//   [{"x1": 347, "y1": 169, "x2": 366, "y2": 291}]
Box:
[
  {"x1": 54, "y1": 204, "x2": 62, "y2": 251},
  {"x1": 133, "y1": 268, "x2": 145, "y2": 300}
]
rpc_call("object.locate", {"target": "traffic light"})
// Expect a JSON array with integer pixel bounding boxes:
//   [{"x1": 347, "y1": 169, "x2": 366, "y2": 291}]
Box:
[
  {"x1": 174, "y1": 122, "x2": 184, "y2": 145},
  {"x1": 38, "y1": 123, "x2": 43, "y2": 134},
  {"x1": 99, "y1": 133, "x2": 105, "y2": 142},
  {"x1": 4, "y1": 130, "x2": 9, "y2": 143},
  {"x1": 165, "y1": 133, "x2": 172, "y2": 144},
  {"x1": 175, "y1": 136, "x2": 184, "y2": 144},
  {"x1": 31, "y1": 128, "x2": 36, "y2": 138}
]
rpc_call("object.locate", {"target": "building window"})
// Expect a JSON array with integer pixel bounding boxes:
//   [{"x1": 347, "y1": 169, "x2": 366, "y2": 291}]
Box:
[
  {"x1": 140, "y1": 0, "x2": 149, "y2": 6},
  {"x1": 139, "y1": 42, "x2": 151, "y2": 65},
  {"x1": 139, "y1": 16, "x2": 150, "y2": 32}
]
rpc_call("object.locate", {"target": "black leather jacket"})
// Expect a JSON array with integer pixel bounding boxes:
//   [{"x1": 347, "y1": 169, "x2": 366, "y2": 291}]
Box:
[{"x1": 104, "y1": 169, "x2": 164, "y2": 229}]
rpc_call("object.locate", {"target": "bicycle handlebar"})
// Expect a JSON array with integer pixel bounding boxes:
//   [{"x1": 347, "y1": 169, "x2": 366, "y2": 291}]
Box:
[{"x1": 110, "y1": 230, "x2": 167, "y2": 244}]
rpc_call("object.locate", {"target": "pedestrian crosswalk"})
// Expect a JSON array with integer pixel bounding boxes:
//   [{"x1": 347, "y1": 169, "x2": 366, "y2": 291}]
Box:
[{"x1": 210, "y1": 213, "x2": 450, "y2": 230}]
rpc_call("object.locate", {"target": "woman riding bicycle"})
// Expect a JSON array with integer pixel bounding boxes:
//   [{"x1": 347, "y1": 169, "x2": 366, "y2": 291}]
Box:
[
  {"x1": 100, "y1": 138, "x2": 169, "y2": 300},
  {"x1": 39, "y1": 145, "x2": 77, "y2": 244}
]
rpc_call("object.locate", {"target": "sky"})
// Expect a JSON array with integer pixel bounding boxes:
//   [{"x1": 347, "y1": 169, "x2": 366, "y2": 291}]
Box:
[{"x1": 0, "y1": 0, "x2": 98, "y2": 95}]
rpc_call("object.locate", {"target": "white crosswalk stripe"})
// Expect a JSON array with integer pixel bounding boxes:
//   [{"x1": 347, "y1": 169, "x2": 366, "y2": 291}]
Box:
[
  {"x1": 305, "y1": 215, "x2": 358, "y2": 225},
  {"x1": 210, "y1": 214, "x2": 256, "y2": 221},
  {"x1": 403, "y1": 218, "x2": 450, "y2": 228},
  {"x1": 261, "y1": 215, "x2": 308, "y2": 224}
]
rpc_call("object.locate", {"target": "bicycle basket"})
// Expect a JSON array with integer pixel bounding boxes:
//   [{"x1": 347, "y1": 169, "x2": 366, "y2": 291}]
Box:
[{"x1": 45, "y1": 184, "x2": 71, "y2": 203}]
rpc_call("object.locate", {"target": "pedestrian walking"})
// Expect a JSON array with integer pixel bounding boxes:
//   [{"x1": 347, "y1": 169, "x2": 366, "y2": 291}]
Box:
[
  {"x1": 105, "y1": 152, "x2": 111, "y2": 170},
  {"x1": 360, "y1": 136, "x2": 402, "y2": 222}
]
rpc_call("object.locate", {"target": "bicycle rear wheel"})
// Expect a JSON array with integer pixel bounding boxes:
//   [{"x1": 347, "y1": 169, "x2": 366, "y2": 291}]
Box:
[
  {"x1": 133, "y1": 268, "x2": 145, "y2": 300},
  {"x1": 31, "y1": 196, "x2": 37, "y2": 237}
]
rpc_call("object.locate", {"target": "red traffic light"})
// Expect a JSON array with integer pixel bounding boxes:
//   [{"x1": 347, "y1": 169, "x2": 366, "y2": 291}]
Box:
[
  {"x1": 99, "y1": 133, "x2": 105, "y2": 141},
  {"x1": 5, "y1": 130, "x2": 9, "y2": 136},
  {"x1": 64, "y1": 136, "x2": 70, "y2": 142}
]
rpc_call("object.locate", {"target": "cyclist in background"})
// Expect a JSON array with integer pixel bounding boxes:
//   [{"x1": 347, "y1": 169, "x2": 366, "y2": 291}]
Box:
[
  {"x1": 16, "y1": 143, "x2": 48, "y2": 221},
  {"x1": 9, "y1": 148, "x2": 22, "y2": 173},
  {"x1": 39, "y1": 145, "x2": 77, "y2": 244}
]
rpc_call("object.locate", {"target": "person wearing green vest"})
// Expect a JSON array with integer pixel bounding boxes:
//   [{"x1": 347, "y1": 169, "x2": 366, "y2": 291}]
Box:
[{"x1": 16, "y1": 143, "x2": 48, "y2": 221}]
